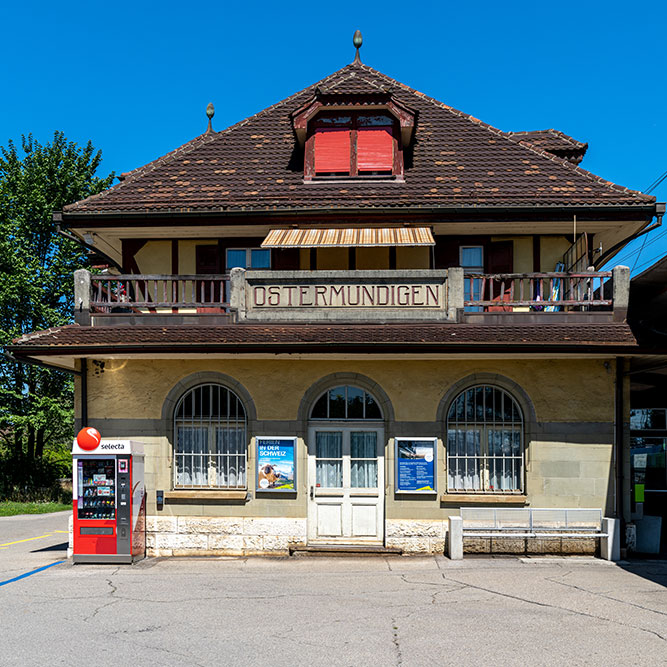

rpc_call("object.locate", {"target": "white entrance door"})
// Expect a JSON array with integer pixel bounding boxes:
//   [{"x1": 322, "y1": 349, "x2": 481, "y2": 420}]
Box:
[{"x1": 307, "y1": 426, "x2": 384, "y2": 544}]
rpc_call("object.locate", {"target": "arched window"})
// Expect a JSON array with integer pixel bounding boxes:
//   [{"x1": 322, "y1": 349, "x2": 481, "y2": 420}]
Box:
[
  {"x1": 174, "y1": 384, "x2": 247, "y2": 489},
  {"x1": 310, "y1": 385, "x2": 383, "y2": 421},
  {"x1": 446, "y1": 385, "x2": 524, "y2": 493}
]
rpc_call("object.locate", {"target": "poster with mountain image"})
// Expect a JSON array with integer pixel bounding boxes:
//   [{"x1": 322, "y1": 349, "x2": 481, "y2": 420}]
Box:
[{"x1": 256, "y1": 437, "x2": 296, "y2": 491}]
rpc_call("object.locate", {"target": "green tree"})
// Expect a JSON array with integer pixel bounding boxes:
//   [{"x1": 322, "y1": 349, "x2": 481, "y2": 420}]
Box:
[{"x1": 0, "y1": 132, "x2": 113, "y2": 496}]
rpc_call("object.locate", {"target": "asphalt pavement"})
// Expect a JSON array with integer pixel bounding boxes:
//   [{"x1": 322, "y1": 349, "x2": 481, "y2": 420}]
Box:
[{"x1": 1, "y1": 512, "x2": 666, "y2": 666}]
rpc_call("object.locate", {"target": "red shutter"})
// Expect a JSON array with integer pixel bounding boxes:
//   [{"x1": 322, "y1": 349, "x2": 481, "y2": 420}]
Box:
[
  {"x1": 314, "y1": 128, "x2": 351, "y2": 173},
  {"x1": 357, "y1": 126, "x2": 393, "y2": 172}
]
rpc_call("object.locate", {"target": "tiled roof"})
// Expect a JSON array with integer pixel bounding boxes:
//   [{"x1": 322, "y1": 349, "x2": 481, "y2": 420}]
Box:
[
  {"x1": 505, "y1": 129, "x2": 588, "y2": 164},
  {"x1": 63, "y1": 62, "x2": 654, "y2": 216},
  {"x1": 10, "y1": 322, "x2": 637, "y2": 352}
]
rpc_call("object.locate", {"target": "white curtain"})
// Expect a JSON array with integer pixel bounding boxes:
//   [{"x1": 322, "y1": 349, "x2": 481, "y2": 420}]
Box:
[
  {"x1": 447, "y1": 429, "x2": 481, "y2": 491},
  {"x1": 176, "y1": 426, "x2": 208, "y2": 486},
  {"x1": 316, "y1": 432, "x2": 342, "y2": 488},
  {"x1": 350, "y1": 432, "x2": 377, "y2": 488},
  {"x1": 216, "y1": 427, "x2": 246, "y2": 487},
  {"x1": 488, "y1": 429, "x2": 521, "y2": 491}
]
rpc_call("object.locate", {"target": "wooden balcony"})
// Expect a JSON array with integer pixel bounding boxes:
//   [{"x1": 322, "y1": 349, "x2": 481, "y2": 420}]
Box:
[
  {"x1": 74, "y1": 266, "x2": 629, "y2": 326},
  {"x1": 464, "y1": 271, "x2": 613, "y2": 312},
  {"x1": 89, "y1": 274, "x2": 231, "y2": 314}
]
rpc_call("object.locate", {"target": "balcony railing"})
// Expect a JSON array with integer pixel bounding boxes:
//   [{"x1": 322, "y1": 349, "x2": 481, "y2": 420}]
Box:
[
  {"x1": 74, "y1": 266, "x2": 628, "y2": 324},
  {"x1": 464, "y1": 271, "x2": 613, "y2": 312},
  {"x1": 89, "y1": 274, "x2": 231, "y2": 313}
]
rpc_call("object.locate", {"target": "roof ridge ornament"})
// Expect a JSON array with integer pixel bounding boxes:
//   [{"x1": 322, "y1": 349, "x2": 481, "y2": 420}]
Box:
[
  {"x1": 206, "y1": 103, "x2": 215, "y2": 134},
  {"x1": 353, "y1": 30, "x2": 362, "y2": 64}
]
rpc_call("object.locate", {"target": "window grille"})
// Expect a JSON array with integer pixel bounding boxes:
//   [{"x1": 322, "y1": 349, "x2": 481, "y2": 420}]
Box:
[
  {"x1": 174, "y1": 384, "x2": 247, "y2": 489},
  {"x1": 446, "y1": 385, "x2": 524, "y2": 493},
  {"x1": 310, "y1": 385, "x2": 383, "y2": 421}
]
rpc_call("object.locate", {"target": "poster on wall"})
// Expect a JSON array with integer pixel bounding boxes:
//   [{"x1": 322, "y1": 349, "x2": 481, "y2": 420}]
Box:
[
  {"x1": 395, "y1": 437, "x2": 437, "y2": 493},
  {"x1": 256, "y1": 437, "x2": 297, "y2": 492}
]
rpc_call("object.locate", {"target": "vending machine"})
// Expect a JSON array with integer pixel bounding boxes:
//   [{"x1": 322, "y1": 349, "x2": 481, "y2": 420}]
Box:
[{"x1": 72, "y1": 429, "x2": 146, "y2": 563}]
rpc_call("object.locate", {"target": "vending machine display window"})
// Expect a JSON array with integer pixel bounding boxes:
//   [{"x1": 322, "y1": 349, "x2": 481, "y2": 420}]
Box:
[{"x1": 77, "y1": 459, "x2": 116, "y2": 520}]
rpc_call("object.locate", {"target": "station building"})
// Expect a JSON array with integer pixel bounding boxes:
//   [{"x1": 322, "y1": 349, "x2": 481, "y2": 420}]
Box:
[{"x1": 10, "y1": 37, "x2": 664, "y2": 556}]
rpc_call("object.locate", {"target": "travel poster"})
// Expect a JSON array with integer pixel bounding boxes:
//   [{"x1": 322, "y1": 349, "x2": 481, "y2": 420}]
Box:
[
  {"x1": 396, "y1": 438, "x2": 436, "y2": 493},
  {"x1": 256, "y1": 437, "x2": 296, "y2": 491}
]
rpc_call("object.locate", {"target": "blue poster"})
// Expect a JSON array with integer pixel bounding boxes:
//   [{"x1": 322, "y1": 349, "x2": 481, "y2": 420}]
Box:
[
  {"x1": 256, "y1": 437, "x2": 296, "y2": 491},
  {"x1": 396, "y1": 438, "x2": 436, "y2": 493}
]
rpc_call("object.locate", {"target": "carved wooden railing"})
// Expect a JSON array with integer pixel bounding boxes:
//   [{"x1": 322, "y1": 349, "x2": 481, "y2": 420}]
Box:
[
  {"x1": 90, "y1": 274, "x2": 231, "y2": 313},
  {"x1": 464, "y1": 271, "x2": 613, "y2": 312}
]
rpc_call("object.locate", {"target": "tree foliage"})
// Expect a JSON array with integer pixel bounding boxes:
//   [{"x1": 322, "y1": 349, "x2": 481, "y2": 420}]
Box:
[{"x1": 0, "y1": 132, "x2": 113, "y2": 496}]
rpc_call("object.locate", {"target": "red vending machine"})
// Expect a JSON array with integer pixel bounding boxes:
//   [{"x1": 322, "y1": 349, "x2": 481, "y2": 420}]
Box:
[{"x1": 72, "y1": 430, "x2": 146, "y2": 563}]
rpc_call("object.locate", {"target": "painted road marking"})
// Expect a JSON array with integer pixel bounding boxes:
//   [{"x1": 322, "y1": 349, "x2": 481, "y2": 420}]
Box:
[
  {"x1": 0, "y1": 533, "x2": 56, "y2": 547},
  {"x1": 0, "y1": 561, "x2": 65, "y2": 587}
]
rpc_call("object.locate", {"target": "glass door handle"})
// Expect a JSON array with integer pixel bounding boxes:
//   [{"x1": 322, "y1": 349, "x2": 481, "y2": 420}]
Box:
[{"x1": 310, "y1": 486, "x2": 314, "y2": 500}]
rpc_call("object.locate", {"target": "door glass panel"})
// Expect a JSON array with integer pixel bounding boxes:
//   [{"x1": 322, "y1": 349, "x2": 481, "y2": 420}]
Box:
[
  {"x1": 350, "y1": 432, "x2": 378, "y2": 488},
  {"x1": 316, "y1": 431, "x2": 342, "y2": 488}
]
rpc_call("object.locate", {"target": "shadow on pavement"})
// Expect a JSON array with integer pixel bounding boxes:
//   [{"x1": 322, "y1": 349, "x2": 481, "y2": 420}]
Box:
[
  {"x1": 617, "y1": 560, "x2": 667, "y2": 588},
  {"x1": 30, "y1": 542, "x2": 69, "y2": 553}
]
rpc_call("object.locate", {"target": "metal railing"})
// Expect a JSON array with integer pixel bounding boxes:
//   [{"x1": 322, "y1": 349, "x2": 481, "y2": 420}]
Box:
[
  {"x1": 460, "y1": 507, "x2": 605, "y2": 535},
  {"x1": 464, "y1": 271, "x2": 612, "y2": 312},
  {"x1": 90, "y1": 274, "x2": 231, "y2": 313}
]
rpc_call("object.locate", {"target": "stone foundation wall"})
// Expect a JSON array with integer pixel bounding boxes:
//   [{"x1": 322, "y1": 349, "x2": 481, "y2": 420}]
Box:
[
  {"x1": 146, "y1": 516, "x2": 307, "y2": 557},
  {"x1": 464, "y1": 535, "x2": 597, "y2": 555},
  {"x1": 68, "y1": 515, "x2": 599, "y2": 558},
  {"x1": 385, "y1": 519, "x2": 448, "y2": 553}
]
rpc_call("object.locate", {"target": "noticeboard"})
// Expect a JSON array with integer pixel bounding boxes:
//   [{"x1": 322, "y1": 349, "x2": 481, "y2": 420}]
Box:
[
  {"x1": 395, "y1": 437, "x2": 437, "y2": 493},
  {"x1": 256, "y1": 437, "x2": 297, "y2": 492}
]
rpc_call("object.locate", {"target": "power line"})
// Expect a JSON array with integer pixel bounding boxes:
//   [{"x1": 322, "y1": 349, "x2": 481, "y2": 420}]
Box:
[{"x1": 645, "y1": 169, "x2": 667, "y2": 195}]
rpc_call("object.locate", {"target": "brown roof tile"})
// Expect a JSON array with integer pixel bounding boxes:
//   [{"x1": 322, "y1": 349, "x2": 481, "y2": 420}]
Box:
[
  {"x1": 505, "y1": 129, "x2": 588, "y2": 164},
  {"x1": 63, "y1": 63, "x2": 654, "y2": 216},
  {"x1": 10, "y1": 322, "x2": 637, "y2": 353}
]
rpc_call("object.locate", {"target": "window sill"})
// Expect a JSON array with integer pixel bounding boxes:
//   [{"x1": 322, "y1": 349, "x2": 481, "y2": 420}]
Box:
[
  {"x1": 440, "y1": 494, "x2": 528, "y2": 505},
  {"x1": 166, "y1": 490, "x2": 250, "y2": 503}
]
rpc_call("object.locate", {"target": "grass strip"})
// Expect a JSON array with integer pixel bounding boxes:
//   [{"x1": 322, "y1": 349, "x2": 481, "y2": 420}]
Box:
[{"x1": 0, "y1": 501, "x2": 70, "y2": 517}]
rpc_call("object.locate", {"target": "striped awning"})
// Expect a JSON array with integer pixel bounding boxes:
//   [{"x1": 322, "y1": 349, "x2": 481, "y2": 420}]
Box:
[{"x1": 261, "y1": 227, "x2": 435, "y2": 249}]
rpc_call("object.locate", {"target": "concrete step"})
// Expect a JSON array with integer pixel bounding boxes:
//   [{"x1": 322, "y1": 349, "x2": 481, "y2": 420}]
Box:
[{"x1": 289, "y1": 543, "x2": 403, "y2": 557}]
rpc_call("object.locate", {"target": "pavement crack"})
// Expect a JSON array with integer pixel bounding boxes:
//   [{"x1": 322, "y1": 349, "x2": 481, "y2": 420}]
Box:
[
  {"x1": 545, "y1": 575, "x2": 667, "y2": 618},
  {"x1": 441, "y1": 573, "x2": 667, "y2": 642}
]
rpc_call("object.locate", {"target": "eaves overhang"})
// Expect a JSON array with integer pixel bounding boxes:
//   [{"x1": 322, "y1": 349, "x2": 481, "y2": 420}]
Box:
[{"x1": 57, "y1": 202, "x2": 660, "y2": 228}]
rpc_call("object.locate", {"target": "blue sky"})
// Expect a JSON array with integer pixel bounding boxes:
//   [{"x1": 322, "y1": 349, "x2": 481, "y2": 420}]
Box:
[{"x1": 1, "y1": 0, "x2": 665, "y2": 273}]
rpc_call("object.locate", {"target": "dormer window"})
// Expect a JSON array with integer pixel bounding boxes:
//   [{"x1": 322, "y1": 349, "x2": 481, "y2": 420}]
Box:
[{"x1": 305, "y1": 112, "x2": 401, "y2": 180}]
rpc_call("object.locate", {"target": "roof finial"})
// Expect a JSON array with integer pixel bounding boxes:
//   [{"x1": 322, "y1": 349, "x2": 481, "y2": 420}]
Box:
[
  {"x1": 206, "y1": 103, "x2": 215, "y2": 133},
  {"x1": 353, "y1": 30, "x2": 362, "y2": 64}
]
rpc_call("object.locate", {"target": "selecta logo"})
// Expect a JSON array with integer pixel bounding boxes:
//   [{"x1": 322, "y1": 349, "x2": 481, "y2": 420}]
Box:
[{"x1": 77, "y1": 427, "x2": 101, "y2": 451}]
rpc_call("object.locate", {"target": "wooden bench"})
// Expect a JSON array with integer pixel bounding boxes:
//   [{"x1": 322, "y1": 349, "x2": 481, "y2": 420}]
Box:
[{"x1": 446, "y1": 507, "x2": 620, "y2": 561}]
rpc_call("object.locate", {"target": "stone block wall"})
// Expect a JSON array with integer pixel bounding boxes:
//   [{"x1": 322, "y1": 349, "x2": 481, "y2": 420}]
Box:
[{"x1": 145, "y1": 516, "x2": 307, "y2": 557}]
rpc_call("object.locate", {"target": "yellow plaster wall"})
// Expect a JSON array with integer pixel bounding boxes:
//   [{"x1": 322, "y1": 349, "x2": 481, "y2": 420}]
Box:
[
  {"x1": 357, "y1": 247, "x2": 389, "y2": 269},
  {"x1": 396, "y1": 246, "x2": 430, "y2": 269},
  {"x1": 86, "y1": 358, "x2": 614, "y2": 423},
  {"x1": 134, "y1": 241, "x2": 171, "y2": 274},
  {"x1": 316, "y1": 248, "x2": 348, "y2": 270},
  {"x1": 541, "y1": 236, "x2": 571, "y2": 271},
  {"x1": 83, "y1": 357, "x2": 616, "y2": 520}
]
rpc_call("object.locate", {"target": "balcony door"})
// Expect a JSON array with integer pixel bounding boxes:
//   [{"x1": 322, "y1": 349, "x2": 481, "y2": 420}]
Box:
[{"x1": 307, "y1": 426, "x2": 384, "y2": 544}]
